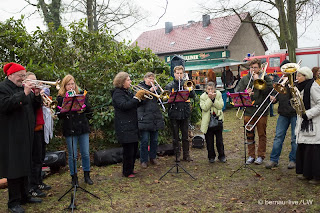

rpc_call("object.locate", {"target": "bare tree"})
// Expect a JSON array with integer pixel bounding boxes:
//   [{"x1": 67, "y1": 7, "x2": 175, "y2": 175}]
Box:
[
  {"x1": 200, "y1": 0, "x2": 320, "y2": 62},
  {"x1": 24, "y1": 0, "x2": 62, "y2": 30},
  {"x1": 68, "y1": 0, "x2": 146, "y2": 36}
]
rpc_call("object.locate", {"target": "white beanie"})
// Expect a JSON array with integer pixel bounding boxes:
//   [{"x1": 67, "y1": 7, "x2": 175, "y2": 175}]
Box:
[{"x1": 297, "y1": 67, "x2": 313, "y2": 80}]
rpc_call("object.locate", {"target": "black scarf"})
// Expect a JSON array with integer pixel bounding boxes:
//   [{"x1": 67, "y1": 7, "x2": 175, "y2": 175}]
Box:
[{"x1": 296, "y1": 79, "x2": 314, "y2": 132}]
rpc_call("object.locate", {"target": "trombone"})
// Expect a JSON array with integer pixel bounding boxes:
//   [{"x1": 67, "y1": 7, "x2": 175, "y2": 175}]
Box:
[
  {"x1": 150, "y1": 82, "x2": 166, "y2": 112},
  {"x1": 253, "y1": 62, "x2": 268, "y2": 90},
  {"x1": 236, "y1": 62, "x2": 268, "y2": 119},
  {"x1": 244, "y1": 75, "x2": 287, "y2": 131},
  {"x1": 131, "y1": 84, "x2": 160, "y2": 100},
  {"x1": 154, "y1": 79, "x2": 170, "y2": 102}
]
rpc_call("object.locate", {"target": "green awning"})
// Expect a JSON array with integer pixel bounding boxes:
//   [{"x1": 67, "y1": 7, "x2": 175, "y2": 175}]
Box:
[{"x1": 185, "y1": 59, "x2": 241, "y2": 71}]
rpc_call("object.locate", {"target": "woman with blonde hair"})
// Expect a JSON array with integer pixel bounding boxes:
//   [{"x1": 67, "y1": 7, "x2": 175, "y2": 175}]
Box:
[
  {"x1": 200, "y1": 82, "x2": 226, "y2": 163},
  {"x1": 112, "y1": 72, "x2": 146, "y2": 178},
  {"x1": 56, "y1": 74, "x2": 93, "y2": 185}
]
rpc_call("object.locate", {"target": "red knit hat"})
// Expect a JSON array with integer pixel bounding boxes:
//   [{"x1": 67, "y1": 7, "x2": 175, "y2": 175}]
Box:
[{"x1": 3, "y1": 62, "x2": 26, "y2": 76}]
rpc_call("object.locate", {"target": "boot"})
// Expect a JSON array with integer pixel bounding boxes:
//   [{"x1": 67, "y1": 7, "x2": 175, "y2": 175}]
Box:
[
  {"x1": 71, "y1": 174, "x2": 78, "y2": 186},
  {"x1": 84, "y1": 171, "x2": 93, "y2": 185}
]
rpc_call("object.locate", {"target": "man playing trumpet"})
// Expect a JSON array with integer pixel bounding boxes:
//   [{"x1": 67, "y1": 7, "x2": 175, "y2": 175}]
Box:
[
  {"x1": 165, "y1": 65, "x2": 195, "y2": 162},
  {"x1": 235, "y1": 58, "x2": 273, "y2": 165}
]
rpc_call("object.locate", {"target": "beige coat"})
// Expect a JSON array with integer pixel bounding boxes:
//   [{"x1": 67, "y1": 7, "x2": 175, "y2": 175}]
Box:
[
  {"x1": 200, "y1": 90, "x2": 224, "y2": 134},
  {"x1": 295, "y1": 82, "x2": 320, "y2": 144}
]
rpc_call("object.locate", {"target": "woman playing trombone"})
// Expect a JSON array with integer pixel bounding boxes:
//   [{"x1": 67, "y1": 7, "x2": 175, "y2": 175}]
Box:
[
  {"x1": 137, "y1": 72, "x2": 164, "y2": 169},
  {"x1": 235, "y1": 58, "x2": 273, "y2": 165},
  {"x1": 112, "y1": 72, "x2": 146, "y2": 178}
]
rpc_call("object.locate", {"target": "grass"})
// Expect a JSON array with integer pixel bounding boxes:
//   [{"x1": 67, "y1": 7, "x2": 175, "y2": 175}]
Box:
[{"x1": 1, "y1": 106, "x2": 320, "y2": 212}]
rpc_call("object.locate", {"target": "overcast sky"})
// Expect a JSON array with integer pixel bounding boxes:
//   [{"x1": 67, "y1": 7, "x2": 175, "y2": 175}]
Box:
[{"x1": 1, "y1": 0, "x2": 319, "y2": 54}]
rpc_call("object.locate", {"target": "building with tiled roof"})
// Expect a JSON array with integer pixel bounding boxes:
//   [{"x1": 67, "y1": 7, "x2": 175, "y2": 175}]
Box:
[{"x1": 133, "y1": 13, "x2": 267, "y2": 89}]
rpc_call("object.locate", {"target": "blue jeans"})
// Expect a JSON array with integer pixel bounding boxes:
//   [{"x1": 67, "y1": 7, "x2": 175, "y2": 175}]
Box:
[
  {"x1": 270, "y1": 115, "x2": 297, "y2": 163},
  {"x1": 140, "y1": 130, "x2": 159, "y2": 163},
  {"x1": 270, "y1": 103, "x2": 274, "y2": 116},
  {"x1": 66, "y1": 133, "x2": 90, "y2": 175}
]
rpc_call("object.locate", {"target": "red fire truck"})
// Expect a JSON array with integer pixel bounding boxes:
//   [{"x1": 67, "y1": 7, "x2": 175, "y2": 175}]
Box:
[{"x1": 241, "y1": 46, "x2": 320, "y2": 77}]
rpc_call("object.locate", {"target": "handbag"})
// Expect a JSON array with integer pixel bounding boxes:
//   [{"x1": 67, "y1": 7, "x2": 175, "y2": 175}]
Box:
[{"x1": 208, "y1": 113, "x2": 219, "y2": 128}]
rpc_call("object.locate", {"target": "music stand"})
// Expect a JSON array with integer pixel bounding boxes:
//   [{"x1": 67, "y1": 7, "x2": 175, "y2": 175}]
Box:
[
  {"x1": 227, "y1": 92, "x2": 260, "y2": 177},
  {"x1": 57, "y1": 95, "x2": 100, "y2": 212},
  {"x1": 159, "y1": 147, "x2": 196, "y2": 180}
]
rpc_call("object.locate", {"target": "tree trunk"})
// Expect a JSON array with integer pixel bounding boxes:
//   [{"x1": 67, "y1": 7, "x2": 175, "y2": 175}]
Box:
[
  {"x1": 87, "y1": 0, "x2": 94, "y2": 31},
  {"x1": 287, "y1": 0, "x2": 297, "y2": 48},
  {"x1": 38, "y1": 0, "x2": 61, "y2": 30},
  {"x1": 275, "y1": 0, "x2": 296, "y2": 62}
]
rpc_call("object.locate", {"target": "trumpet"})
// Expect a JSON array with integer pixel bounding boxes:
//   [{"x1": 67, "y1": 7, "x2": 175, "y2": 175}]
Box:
[
  {"x1": 23, "y1": 79, "x2": 61, "y2": 90},
  {"x1": 41, "y1": 93, "x2": 58, "y2": 118},
  {"x1": 253, "y1": 62, "x2": 268, "y2": 90},
  {"x1": 131, "y1": 84, "x2": 160, "y2": 100}
]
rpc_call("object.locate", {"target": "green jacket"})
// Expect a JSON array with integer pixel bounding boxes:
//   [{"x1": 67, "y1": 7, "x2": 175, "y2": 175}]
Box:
[
  {"x1": 200, "y1": 90, "x2": 224, "y2": 134},
  {"x1": 235, "y1": 73, "x2": 273, "y2": 117}
]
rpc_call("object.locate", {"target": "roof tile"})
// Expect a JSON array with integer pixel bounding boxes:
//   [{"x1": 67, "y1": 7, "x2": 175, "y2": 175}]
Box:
[{"x1": 133, "y1": 13, "x2": 248, "y2": 54}]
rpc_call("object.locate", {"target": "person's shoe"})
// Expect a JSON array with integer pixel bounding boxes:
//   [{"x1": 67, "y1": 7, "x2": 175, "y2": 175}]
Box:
[
  {"x1": 309, "y1": 179, "x2": 320, "y2": 185},
  {"x1": 29, "y1": 188, "x2": 46, "y2": 197},
  {"x1": 133, "y1": 171, "x2": 138, "y2": 174},
  {"x1": 183, "y1": 156, "x2": 193, "y2": 162},
  {"x1": 127, "y1": 174, "x2": 135, "y2": 178},
  {"x1": 219, "y1": 156, "x2": 227, "y2": 163},
  {"x1": 38, "y1": 183, "x2": 51, "y2": 190},
  {"x1": 246, "y1": 156, "x2": 255, "y2": 165},
  {"x1": 150, "y1": 158, "x2": 159, "y2": 165},
  {"x1": 209, "y1": 158, "x2": 215, "y2": 163},
  {"x1": 84, "y1": 171, "x2": 94, "y2": 185},
  {"x1": 8, "y1": 205, "x2": 25, "y2": 213},
  {"x1": 254, "y1": 157, "x2": 264, "y2": 165},
  {"x1": 71, "y1": 174, "x2": 78, "y2": 186},
  {"x1": 265, "y1": 161, "x2": 278, "y2": 169},
  {"x1": 287, "y1": 161, "x2": 296, "y2": 169},
  {"x1": 21, "y1": 197, "x2": 42, "y2": 204},
  {"x1": 141, "y1": 162, "x2": 148, "y2": 169},
  {"x1": 297, "y1": 174, "x2": 306, "y2": 180}
]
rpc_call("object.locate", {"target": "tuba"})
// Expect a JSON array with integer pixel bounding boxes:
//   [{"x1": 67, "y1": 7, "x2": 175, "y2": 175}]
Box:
[{"x1": 280, "y1": 61, "x2": 305, "y2": 116}]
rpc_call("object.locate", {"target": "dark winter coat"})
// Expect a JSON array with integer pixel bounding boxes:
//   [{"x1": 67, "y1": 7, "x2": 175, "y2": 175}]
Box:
[
  {"x1": 56, "y1": 94, "x2": 92, "y2": 137},
  {"x1": 165, "y1": 79, "x2": 195, "y2": 120},
  {"x1": 112, "y1": 87, "x2": 140, "y2": 143},
  {"x1": 275, "y1": 85, "x2": 296, "y2": 117},
  {"x1": 0, "y1": 78, "x2": 41, "y2": 179},
  {"x1": 137, "y1": 81, "x2": 164, "y2": 131}
]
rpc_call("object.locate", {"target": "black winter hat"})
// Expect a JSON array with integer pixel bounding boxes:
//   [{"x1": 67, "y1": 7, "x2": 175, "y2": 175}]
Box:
[{"x1": 280, "y1": 59, "x2": 291, "y2": 68}]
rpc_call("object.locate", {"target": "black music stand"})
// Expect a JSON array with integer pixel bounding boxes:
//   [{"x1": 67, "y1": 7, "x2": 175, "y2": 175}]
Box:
[
  {"x1": 228, "y1": 92, "x2": 260, "y2": 177},
  {"x1": 57, "y1": 95, "x2": 100, "y2": 212},
  {"x1": 159, "y1": 146, "x2": 196, "y2": 180},
  {"x1": 230, "y1": 125, "x2": 260, "y2": 177}
]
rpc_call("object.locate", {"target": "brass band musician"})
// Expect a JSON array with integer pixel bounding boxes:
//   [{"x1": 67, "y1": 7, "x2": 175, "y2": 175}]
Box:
[{"x1": 235, "y1": 58, "x2": 273, "y2": 165}]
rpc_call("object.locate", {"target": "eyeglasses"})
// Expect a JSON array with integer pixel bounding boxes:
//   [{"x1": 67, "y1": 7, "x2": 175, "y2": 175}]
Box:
[{"x1": 15, "y1": 74, "x2": 27, "y2": 78}]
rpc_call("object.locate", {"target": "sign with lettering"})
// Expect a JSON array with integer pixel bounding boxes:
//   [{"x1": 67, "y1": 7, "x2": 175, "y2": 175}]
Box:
[{"x1": 165, "y1": 50, "x2": 230, "y2": 63}]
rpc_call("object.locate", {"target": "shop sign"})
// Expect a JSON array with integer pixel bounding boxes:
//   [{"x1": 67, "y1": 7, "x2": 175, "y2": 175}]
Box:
[{"x1": 165, "y1": 50, "x2": 230, "y2": 63}]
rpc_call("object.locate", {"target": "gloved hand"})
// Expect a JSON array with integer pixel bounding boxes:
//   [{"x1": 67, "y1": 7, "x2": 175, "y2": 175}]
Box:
[
  {"x1": 302, "y1": 113, "x2": 308, "y2": 120},
  {"x1": 135, "y1": 90, "x2": 147, "y2": 101}
]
